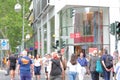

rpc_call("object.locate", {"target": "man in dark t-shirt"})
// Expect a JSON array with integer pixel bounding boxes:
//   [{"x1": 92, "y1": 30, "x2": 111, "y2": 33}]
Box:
[
  {"x1": 101, "y1": 49, "x2": 113, "y2": 80},
  {"x1": 8, "y1": 54, "x2": 17, "y2": 80}
]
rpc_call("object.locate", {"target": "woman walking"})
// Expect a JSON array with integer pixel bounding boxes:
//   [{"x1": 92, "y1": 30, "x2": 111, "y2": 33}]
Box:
[
  {"x1": 77, "y1": 50, "x2": 89, "y2": 80},
  {"x1": 67, "y1": 54, "x2": 78, "y2": 80},
  {"x1": 89, "y1": 50, "x2": 99, "y2": 80},
  {"x1": 34, "y1": 54, "x2": 42, "y2": 80}
]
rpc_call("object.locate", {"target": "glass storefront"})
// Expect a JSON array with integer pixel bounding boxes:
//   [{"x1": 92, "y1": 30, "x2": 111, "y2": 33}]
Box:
[
  {"x1": 43, "y1": 24, "x2": 47, "y2": 54},
  {"x1": 60, "y1": 7, "x2": 110, "y2": 56},
  {"x1": 50, "y1": 17, "x2": 55, "y2": 52}
]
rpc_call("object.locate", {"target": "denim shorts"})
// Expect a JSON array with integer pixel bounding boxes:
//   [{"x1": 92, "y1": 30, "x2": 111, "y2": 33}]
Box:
[{"x1": 34, "y1": 66, "x2": 41, "y2": 75}]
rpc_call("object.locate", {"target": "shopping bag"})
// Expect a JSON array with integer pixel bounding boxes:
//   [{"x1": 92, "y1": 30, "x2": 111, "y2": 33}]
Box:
[{"x1": 96, "y1": 59, "x2": 103, "y2": 73}]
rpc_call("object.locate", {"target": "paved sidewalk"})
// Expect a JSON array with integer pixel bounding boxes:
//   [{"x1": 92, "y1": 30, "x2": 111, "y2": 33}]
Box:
[
  {"x1": 0, "y1": 69, "x2": 112, "y2": 80},
  {"x1": 0, "y1": 69, "x2": 46, "y2": 80},
  {"x1": 65, "y1": 70, "x2": 104, "y2": 80}
]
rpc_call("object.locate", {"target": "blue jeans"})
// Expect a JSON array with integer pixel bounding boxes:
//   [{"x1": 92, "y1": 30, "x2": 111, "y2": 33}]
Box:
[
  {"x1": 103, "y1": 69, "x2": 110, "y2": 80},
  {"x1": 68, "y1": 71, "x2": 77, "y2": 80}
]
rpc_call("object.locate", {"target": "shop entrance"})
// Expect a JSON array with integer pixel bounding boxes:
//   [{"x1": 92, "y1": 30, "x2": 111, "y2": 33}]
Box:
[{"x1": 74, "y1": 44, "x2": 104, "y2": 57}]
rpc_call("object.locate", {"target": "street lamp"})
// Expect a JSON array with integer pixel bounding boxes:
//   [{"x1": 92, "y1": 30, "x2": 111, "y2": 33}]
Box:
[
  {"x1": 14, "y1": 3, "x2": 21, "y2": 12},
  {"x1": 14, "y1": 0, "x2": 25, "y2": 51},
  {"x1": 26, "y1": 34, "x2": 30, "y2": 40}
]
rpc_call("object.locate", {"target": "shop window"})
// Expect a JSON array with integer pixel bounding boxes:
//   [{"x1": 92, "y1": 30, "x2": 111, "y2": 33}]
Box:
[
  {"x1": 83, "y1": 20, "x2": 92, "y2": 35},
  {"x1": 83, "y1": 12, "x2": 93, "y2": 35},
  {"x1": 43, "y1": 24, "x2": 47, "y2": 54},
  {"x1": 74, "y1": 9, "x2": 103, "y2": 43}
]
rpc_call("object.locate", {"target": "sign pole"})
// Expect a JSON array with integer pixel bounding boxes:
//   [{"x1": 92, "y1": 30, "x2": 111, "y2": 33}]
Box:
[{"x1": 0, "y1": 50, "x2": 2, "y2": 69}]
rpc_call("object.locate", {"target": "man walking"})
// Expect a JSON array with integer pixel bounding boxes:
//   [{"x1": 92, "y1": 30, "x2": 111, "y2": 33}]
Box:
[
  {"x1": 8, "y1": 54, "x2": 17, "y2": 80},
  {"x1": 17, "y1": 50, "x2": 33, "y2": 80},
  {"x1": 101, "y1": 49, "x2": 113, "y2": 80}
]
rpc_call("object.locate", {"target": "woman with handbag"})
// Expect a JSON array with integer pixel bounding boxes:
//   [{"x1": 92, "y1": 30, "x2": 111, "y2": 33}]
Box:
[{"x1": 89, "y1": 50, "x2": 99, "y2": 80}]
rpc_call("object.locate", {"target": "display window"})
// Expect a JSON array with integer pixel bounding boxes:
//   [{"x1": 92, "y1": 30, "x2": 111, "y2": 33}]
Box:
[{"x1": 60, "y1": 7, "x2": 110, "y2": 56}]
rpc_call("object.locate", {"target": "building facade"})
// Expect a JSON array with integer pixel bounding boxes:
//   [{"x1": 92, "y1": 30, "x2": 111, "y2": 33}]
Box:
[{"x1": 32, "y1": 0, "x2": 120, "y2": 59}]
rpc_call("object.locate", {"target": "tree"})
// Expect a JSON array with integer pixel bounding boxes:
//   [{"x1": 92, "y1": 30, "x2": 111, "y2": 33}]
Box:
[{"x1": 0, "y1": 0, "x2": 33, "y2": 52}]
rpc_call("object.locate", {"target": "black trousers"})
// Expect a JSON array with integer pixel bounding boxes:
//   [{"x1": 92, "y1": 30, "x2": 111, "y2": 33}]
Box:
[{"x1": 91, "y1": 71, "x2": 99, "y2": 80}]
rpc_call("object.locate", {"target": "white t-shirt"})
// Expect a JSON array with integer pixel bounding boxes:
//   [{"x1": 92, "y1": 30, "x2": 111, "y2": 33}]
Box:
[
  {"x1": 34, "y1": 58, "x2": 41, "y2": 67},
  {"x1": 42, "y1": 57, "x2": 47, "y2": 64},
  {"x1": 67, "y1": 61, "x2": 78, "y2": 72}
]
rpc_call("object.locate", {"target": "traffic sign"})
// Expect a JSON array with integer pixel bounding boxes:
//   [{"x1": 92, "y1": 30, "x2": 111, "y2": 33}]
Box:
[
  {"x1": 1, "y1": 40, "x2": 7, "y2": 46},
  {"x1": 0, "y1": 39, "x2": 9, "y2": 50}
]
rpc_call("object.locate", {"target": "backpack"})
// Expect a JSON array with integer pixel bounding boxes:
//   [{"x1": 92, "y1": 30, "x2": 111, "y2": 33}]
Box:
[
  {"x1": 96, "y1": 59, "x2": 103, "y2": 73},
  {"x1": 105, "y1": 54, "x2": 113, "y2": 69},
  {"x1": 50, "y1": 59, "x2": 62, "y2": 76}
]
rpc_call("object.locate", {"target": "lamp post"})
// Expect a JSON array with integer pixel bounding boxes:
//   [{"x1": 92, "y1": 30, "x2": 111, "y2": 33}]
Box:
[{"x1": 14, "y1": 0, "x2": 25, "y2": 51}]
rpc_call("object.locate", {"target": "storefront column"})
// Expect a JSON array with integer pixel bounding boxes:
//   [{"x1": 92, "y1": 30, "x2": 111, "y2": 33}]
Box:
[
  {"x1": 41, "y1": 20, "x2": 44, "y2": 56},
  {"x1": 55, "y1": 13, "x2": 60, "y2": 51},
  {"x1": 37, "y1": 23, "x2": 40, "y2": 54},
  {"x1": 47, "y1": 13, "x2": 51, "y2": 53}
]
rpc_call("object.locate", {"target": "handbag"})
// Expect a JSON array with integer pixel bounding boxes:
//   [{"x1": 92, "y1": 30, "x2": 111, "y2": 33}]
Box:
[{"x1": 96, "y1": 59, "x2": 103, "y2": 73}]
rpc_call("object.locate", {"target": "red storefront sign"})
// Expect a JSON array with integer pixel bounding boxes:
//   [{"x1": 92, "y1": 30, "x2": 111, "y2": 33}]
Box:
[
  {"x1": 70, "y1": 33, "x2": 75, "y2": 38},
  {"x1": 70, "y1": 33, "x2": 80, "y2": 38},
  {"x1": 34, "y1": 41, "x2": 38, "y2": 49},
  {"x1": 75, "y1": 33, "x2": 80, "y2": 38},
  {"x1": 74, "y1": 35, "x2": 94, "y2": 43},
  {"x1": 70, "y1": 33, "x2": 94, "y2": 43},
  {"x1": 89, "y1": 48, "x2": 98, "y2": 54},
  {"x1": 34, "y1": 41, "x2": 42, "y2": 49}
]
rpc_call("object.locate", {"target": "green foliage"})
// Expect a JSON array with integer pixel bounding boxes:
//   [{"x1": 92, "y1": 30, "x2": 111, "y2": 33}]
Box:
[{"x1": 0, "y1": 0, "x2": 33, "y2": 52}]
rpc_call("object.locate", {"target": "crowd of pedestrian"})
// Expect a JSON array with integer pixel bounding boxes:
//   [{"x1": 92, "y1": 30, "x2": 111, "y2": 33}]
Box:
[{"x1": 1, "y1": 48, "x2": 120, "y2": 80}]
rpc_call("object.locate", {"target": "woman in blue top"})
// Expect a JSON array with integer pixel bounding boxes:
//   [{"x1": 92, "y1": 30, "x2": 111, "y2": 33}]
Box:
[{"x1": 77, "y1": 50, "x2": 89, "y2": 80}]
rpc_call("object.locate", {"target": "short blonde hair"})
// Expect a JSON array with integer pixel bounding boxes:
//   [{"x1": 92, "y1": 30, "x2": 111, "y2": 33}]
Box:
[
  {"x1": 22, "y1": 50, "x2": 27, "y2": 56},
  {"x1": 92, "y1": 50, "x2": 97, "y2": 56},
  {"x1": 52, "y1": 52, "x2": 59, "y2": 59}
]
